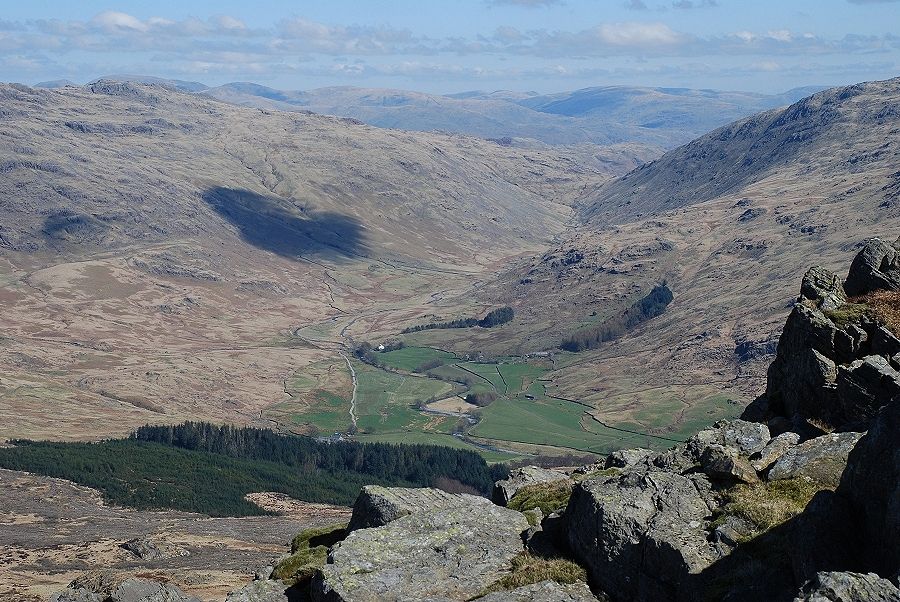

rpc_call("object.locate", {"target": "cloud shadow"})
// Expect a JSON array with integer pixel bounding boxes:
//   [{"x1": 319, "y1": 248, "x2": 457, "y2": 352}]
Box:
[{"x1": 202, "y1": 187, "x2": 366, "y2": 262}]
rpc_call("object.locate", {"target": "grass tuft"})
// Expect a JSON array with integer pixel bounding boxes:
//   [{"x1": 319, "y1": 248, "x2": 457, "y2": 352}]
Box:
[
  {"x1": 507, "y1": 480, "x2": 574, "y2": 516},
  {"x1": 824, "y1": 303, "x2": 872, "y2": 328},
  {"x1": 479, "y1": 553, "x2": 587, "y2": 596},
  {"x1": 716, "y1": 478, "x2": 826, "y2": 537}
]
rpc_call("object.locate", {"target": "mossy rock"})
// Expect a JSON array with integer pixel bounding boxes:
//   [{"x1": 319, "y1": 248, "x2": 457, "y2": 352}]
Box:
[
  {"x1": 273, "y1": 523, "x2": 347, "y2": 586},
  {"x1": 507, "y1": 480, "x2": 574, "y2": 516}
]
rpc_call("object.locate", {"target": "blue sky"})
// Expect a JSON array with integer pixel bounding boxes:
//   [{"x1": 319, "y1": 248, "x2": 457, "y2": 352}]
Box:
[{"x1": 1, "y1": 0, "x2": 898, "y2": 93}]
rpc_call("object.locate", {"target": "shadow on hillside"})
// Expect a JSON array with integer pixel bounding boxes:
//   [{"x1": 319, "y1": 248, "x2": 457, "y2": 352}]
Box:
[{"x1": 202, "y1": 187, "x2": 366, "y2": 261}]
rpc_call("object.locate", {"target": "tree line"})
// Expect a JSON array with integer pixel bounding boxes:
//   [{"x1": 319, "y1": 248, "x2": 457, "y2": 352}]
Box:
[
  {"x1": 560, "y1": 283, "x2": 673, "y2": 352},
  {"x1": 402, "y1": 306, "x2": 514, "y2": 334},
  {"x1": 0, "y1": 422, "x2": 510, "y2": 517}
]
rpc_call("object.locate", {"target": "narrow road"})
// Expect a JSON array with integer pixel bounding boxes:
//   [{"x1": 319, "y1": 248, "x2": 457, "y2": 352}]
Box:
[{"x1": 340, "y1": 352, "x2": 358, "y2": 430}]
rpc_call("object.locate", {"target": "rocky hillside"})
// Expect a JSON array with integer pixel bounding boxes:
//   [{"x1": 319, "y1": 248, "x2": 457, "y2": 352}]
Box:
[
  {"x1": 51, "y1": 239, "x2": 900, "y2": 601},
  {"x1": 0, "y1": 80, "x2": 613, "y2": 265},
  {"x1": 459, "y1": 77, "x2": 900, "y2": 440}
]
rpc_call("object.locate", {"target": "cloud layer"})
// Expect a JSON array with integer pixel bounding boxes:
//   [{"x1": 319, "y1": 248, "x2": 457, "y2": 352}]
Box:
[{"x1": 0, "y1": 8, "x2": 898, "y2": 92}]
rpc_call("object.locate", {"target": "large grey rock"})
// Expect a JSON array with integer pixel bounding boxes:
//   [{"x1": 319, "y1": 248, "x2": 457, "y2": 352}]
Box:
[
  {"x1": 347, "y1": 486, "x2": 484, "y2": 531},
  {"x1": 52, "y1": 571, "x2": 200, "y2": 602},
  {"x1": 605, "y1": 448, "x2": 654, "y2": 469},
  {"x1": 750, "y1": 431, "x2": 801, "y2": 472},
  {"x1": 122, "y1": 537, "x2": 189, "y2": 561},
  {"x1": 226, "y1": 578, "x2": 289, "y2": 602},
  {"x1": 801, "y1": 266, "x2": 848, "y2": 311},
  {"x1": 492, "y1": 466, "x2": 571, "y2": 506},
  {"x1": 793, "y1": 571, "x2": 900, "y2": 602},
  {"x1": 768, "y1": 431, "x2": 865, "y2": 487},
  {"x1": 835, "y1": 356, "x2": 900, "y2": 426},
  {"x1": 765, "y1": 304, "x2": 842, "y2": 421},
  {"x1": 838, "y1": 400, "x2": 900, "y2": 579},
  {"x1": 844, "y1": 237, "x2": 900, "y2": 297},
  {"x1": 312, "y1": 504, "x2": 528, "y2": 601},
  {"x1": 475, "y1": 580, "x2": 598, "y2": 601},
  {"x1": 688, "y1": 419, "x2": 770, "y2": 458},
  {"x1": 699, "y1": 444, "x2": 759, "y2": 484},
  {"x1": 566, "y1": 469, "x2": 720, "y2": 602}
]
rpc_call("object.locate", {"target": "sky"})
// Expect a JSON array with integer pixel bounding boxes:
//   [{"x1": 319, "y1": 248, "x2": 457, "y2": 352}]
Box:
[{"x1": 1, "y1": 0, "x2": 898, "y2": 94}]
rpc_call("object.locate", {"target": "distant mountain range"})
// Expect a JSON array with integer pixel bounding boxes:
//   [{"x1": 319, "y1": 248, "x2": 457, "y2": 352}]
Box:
[{"x1": 33, "y1": 75, "x2": 824, "y2": 150}]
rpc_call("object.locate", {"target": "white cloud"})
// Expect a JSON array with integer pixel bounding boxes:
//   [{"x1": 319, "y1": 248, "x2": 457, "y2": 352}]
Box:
[{"x1": 91, "y1": 11, "x2": 148, "y2": 33}]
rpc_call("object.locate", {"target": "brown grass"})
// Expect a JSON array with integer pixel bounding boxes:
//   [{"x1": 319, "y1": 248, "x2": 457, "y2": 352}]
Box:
[
  {"x1": 860, "y1": 289, "x2": 900, "y2": 336},
  {"x1": 716, "y1": 478, "x2": 827, "y2": 538},
  {"x1": 478, "y1": 553, "x2": 587, "y2": 596}
]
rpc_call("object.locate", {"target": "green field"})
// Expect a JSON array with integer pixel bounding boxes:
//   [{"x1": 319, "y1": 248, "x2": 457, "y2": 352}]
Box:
[
  {"x1": 352, "y1": 361, "x2": 453, "y2": 434},
  {"x1": 377, "y1": 346, "x2": 457, "y2": 372},
  {"x1": 275, "y1": 344, "x2": 695, "y2": 459}
]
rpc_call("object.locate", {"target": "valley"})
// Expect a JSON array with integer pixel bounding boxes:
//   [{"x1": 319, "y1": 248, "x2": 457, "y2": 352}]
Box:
[{"x1": 2, "y1": 78, "x2": 898, "y2": 462}]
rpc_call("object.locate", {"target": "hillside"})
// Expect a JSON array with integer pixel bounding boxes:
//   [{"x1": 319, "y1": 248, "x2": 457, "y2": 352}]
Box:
[
  {"x1": 0, "y1": 80, "x2": 622, "y2": 443},
  {"x1": 406, "y1": 77, "x2": 900, "y2": 442}
]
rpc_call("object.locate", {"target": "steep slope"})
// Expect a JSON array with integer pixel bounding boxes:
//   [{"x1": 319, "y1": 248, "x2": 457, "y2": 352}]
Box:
[
  {"x1": 442, "y1": 77, "x2": 900, "y2": 440},
  {"x1": 0, "y1": 80, "x2": 604, "y2": 265},
  {"x1": 0, "y1": 80, "x2": 617, "y2": 442}
]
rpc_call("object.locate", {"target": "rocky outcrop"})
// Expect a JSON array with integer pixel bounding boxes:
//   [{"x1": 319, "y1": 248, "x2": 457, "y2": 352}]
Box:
[
  {"x1": 52, "y1": 571, "x2": 200, "y2": 602},
  {"x1": 347, "y1": 486, "x2": 484, "y2": 531},
  {"x1": 837, "y1": 400, "x2": 900, "y2": 580},
  {"x1": 699, "y1": 444, "x2": 759, "y2": 484},
  {"x1": 843, "y1": 237, "x2": 900, "y2": 297},
  {"x1": 801, "y1": 266, "x2": 848, "y2": 311},
  {"x1": 313, "y1": 504, "x2": 528, "y2": 601},
  {"x1": 753, "y1": 237, "x2": 900, "y2": 430},
  {"x1": 750, "y1": 431, "x2": 801, "y2": 472},
  {"x1": 492, "y1": 466, "x2": 571, "y2": 506},
  {"x1": 768, "y1": 432, "x2": 865, "y2": 487},
  {"x1": 476, "y1": 580, "x2": 598, "y2": 601},
  {"x1": 225, "y1": 570, "x2": 290, "y2": 602},
  {"x1": 566, "y1": 467, "x2": 718, "y2": 602},
  {"x1": 121, "y1": 537, "x2": 189, "y2": 561},
  {"x1": 793, "y1": 571, "x2": 900, "y2": 602},
  {"x1": 605, "y1": 448, "x2": 654, "y2": 469}
]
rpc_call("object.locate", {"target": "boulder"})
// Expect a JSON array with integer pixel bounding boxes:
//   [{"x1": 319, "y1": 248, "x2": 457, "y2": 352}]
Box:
[
  {"x1": 347, "y1": 486, "x2": 485, "y2": 531},
  {"x1": 312, "y1": 504, "x2": 528, "y2": 601},
  {"x1": 225, "y1": 579, "x2": 289, "y2": 602},
  {"x1": 475, "y1": 580, "x2": 598, "y2": 601},
  {"x1": 750, "y1": 431, "x2": 801, "y2": 472},
  {"x1": 835, "y1": 356, "x2": 900, "y2": 426},
  {"x1": 801, "y1": 266, "x2": 848, "y2": 311},
  {"x1": 121, "y1": 537, "x2": 189, "y2": 561},
  {"x1": 765, "y1": 304, "x2": 841, "y2": 420},
  {"x1": 768, "y1": 432, "x2": 865, "y2": 487},
  {"x1": 837, "y1": 400, "x2": 900, "y2": 579},
  {"x1": 699, "y1": 444, "x2": 759, "y2": 484},
  {"x1": 844, "y1": 237, "x2": 900, "y2": 297},
  {"x1": 566, "y1": 469, "x2": 720, "y2": 602},
  {"x1": 492, "y1": 466, "x2": 571, "y2": 506},
  {"x1": 872, "y1": 326, "x2": 900, "y2": 358},
  {"x1": 52, "y1": 571, "x2": 200, "y2": 602},
  {"x1": 605, "y1": 448, "x2": 654, "y2": 469},
  {"x1": 688, "y1": 419, "x2": 770, "y2": 458},
  {"x1": 793, "y1": 571, "x2": 900, "y2": 602}
]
